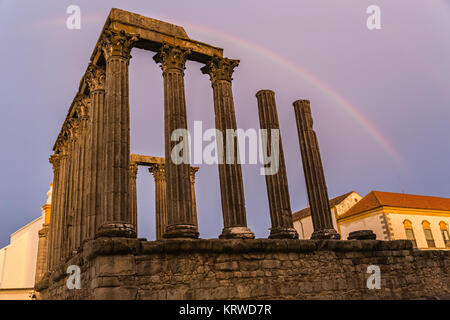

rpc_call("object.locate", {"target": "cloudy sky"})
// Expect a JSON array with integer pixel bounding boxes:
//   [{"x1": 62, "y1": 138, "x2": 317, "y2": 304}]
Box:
[{"x1": 0, "y1": 0, "x2": 449, "y2": 246}]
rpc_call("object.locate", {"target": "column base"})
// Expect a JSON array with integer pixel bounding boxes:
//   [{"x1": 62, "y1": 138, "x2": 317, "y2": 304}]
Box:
[
  {"x1": 269, "y1": 228, "x2": 299, "y2": 239},
  {"x1": 219, "y1": 227, "x2": 255, "y2": 239},
  {"x1": 96, "y1": 222, "x2": 137, "y2": 238},
  {"x1": 347, "y1": 230, "x2": 376, "y2": 240},
  {"x1": 163, "y1": 224, "x2": 199, "y2": 239},
  {"x1": 311, "y1": 229, "x2": 341, "y2": 240}
]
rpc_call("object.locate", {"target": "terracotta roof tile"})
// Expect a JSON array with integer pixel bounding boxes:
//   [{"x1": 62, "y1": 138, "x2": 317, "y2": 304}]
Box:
[{"x1": 339, "y1": 191, "x2": 450, "y2": 219}]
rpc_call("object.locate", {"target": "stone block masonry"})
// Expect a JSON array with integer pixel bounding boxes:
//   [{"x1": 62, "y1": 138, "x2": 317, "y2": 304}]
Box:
[{"x1": 36, "y1": 238, "x2": 450, "y2": 300}]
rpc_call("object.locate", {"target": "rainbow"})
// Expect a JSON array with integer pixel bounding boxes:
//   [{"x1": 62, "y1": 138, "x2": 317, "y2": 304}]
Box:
[
  {"x1": 165, "y1": 18, "x2": 406, "y2": 170},
  {"x1": 35, "y1": 12, "x2": 406, "y2": 169}
]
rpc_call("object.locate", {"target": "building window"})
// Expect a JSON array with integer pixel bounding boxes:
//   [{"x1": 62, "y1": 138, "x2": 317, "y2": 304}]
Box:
[
  {"x1": 403, "y1": 220, "x2": 417, "y2": 248},
  {"x1": 440, "y1": 222, "x2": 450, "y2": 248},
  {"x1": 422, "y1": 221, "x2": 435, "y2": 248}
]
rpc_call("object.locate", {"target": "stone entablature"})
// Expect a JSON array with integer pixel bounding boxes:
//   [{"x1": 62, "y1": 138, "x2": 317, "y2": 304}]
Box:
[
  {"x1": 35, "y1": 238, "x2": 450, "y2": 300},
  {"x1": 53, "y1": 8, "x2": 224, "y2": 155}
]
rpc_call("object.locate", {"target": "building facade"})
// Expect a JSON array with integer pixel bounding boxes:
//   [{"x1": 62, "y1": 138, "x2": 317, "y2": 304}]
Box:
[
  {"x1": 0, "y1": 185, "x2": 51, "y2": 300},
  {"x1": 293, "y1": 190, "x2": 450, "y2": 250},
  {"x1": 337, "y1": 191, "x2": 450, "y2": 249},
  {"x1": 292, "y1": 191, "x2": 362, "y2": 239}
]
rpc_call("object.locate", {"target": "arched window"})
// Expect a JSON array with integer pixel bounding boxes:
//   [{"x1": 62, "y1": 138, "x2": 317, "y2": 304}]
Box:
[
  {"x1": 440, "y1": 222, "x2": 450, "y2": 248},
  {"x1": 403, "y1": 220, "x2": 417, "y2": 248},
  {"x1": 422, "y1": 221, "x2": 435, "y2": 248}
]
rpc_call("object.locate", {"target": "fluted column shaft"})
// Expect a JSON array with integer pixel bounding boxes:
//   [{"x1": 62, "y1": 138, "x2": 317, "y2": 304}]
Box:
[
  {"x1": 293, "y1": 100, "x2": 340, "y2": 240},
  {"x1": 129, "y1": 163, "x2": 138, "y2": 233},
  {"x1": 97, "y1": 29, "x2": 138, "y2": 238},
  {"x1": 47, "y1": 155, "x2": 60, "y2": 269},
  {"x1": 149, "y1": 164, "x2": 199, "y2": 240},
  {"x1": 149, "y1": 164, "x2": 167, "y2": 240},
  {"x1": 201, "y1": 56, "x2": 254, "y2": 239},
  {"x1": 85, "y1": 64, "x2": 106, "y2": 240},
  {"x1": 79, "y1": 102, "x2": 90, "y2": 245},
  {"x1": 256, "y1": 90, "x2": 298, "y2": 239},
  {"x1": 71, "y1": 123, "x2": 82, "y2": 253},
  {"x1": 190, "y1": 167, "x2": 199, "y2": 229},
  {"x1": 153, "y1": 44, "x2": 199, "y2": 239},
  {"x1": 35, "y1": 225, "x2": 48, "y2": 283},
  {"x1": 54, "y1": 150, "x2": 68, "y2": 264},
  {"x1": 72, "y1": 98, "x2": 90, "y2": 251},
  {"x1": 62, "y1": 123, "x2": 79, "y2": 259}
]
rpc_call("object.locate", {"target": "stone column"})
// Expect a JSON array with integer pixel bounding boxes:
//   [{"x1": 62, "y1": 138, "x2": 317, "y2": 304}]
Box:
[
  {"x1": 153, "y1": 43, "x2": 199, "y2": 239},
  {"x1": 72, "y1": 97, "x2": 90, "y2": 250},
  {"x1": 256, "y1": 90, "x2": 298, "y2": 239},
  {"x1": 36, "y1": 187, "x2": 51, "y2": 282},
  {"x1": 129, "y1": 163, "x2": 138, "y2": 234},
  {"x1": 149, "y1": 164, "x2": 167, "y2": 240},
  {"x1": 47, "y1": 155, "x2": 60, "y2": 269},
  {"x1": 53, "y1": 138, "x2": 69, "y2": 265},
  {"x1": 63, "y1": 121, "x2": 79, "y2": 258},
  {"x1": 98, "y1": 29, "x2": 138, "y2": 238},
  {"x1": 293, "y1": 100, "x2": 340, "y2": 239},
  {"x1": 78, "y1": 97, "x2": 90, "y2": 245},
  {"x1": 190, "y1": 167, "x2": 199, "y2": 229},
  {"x1": 85, "y1": 63, "x2": 106, "y2": 240},
  {"x1": 201, "y1": 56, "x2": 254, "y2": 239},
  {"x1": 35, "y1": 226, "x2": 48, "y2": 282}
]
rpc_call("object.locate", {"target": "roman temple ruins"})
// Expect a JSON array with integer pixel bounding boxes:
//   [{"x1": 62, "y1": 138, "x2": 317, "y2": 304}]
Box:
[{"x1": 35, "y1": 9, "x2": 450, "y2": 300}]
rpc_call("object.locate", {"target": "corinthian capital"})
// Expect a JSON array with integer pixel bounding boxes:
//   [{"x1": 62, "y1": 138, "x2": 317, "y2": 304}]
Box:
[
  {"x1": 85, "y1": 64, "x2": 106, "y2": 92},
  {"x1": 74, "y1": 94, "x2": 89, "y2": 118},
  {"x1": 153, "y1": 43, "x2": 191, "y2": 73},
  {"x1": 190, "y1": 167, "x2": 199, "y2": 183},
  {"x1": 201, "y1": 55, "x2": 239, "y2": 83},
  {"x1": 129, "y1": 163, "x2": 138, "y2": 178},
  {"x1": 49, "y1": 154, "x2": 61, "y2": 170},
  {"x1": 100, "y1": 29, "x2": 138, "y2": 61},
  {"x1": 55, "y1": 133, "x2": 68, "y2": 153},
  {"x1": 68, "y1": 118, "x2": 81, "y2": 141},
  {"x1": 149, "y1": 164, "x2": 166, "y2": 182}
]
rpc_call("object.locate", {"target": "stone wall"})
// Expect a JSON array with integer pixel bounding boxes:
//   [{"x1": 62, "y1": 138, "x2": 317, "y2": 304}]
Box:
[{"x1": 35, "y1": 238, "x2": 450, "y2": 300}]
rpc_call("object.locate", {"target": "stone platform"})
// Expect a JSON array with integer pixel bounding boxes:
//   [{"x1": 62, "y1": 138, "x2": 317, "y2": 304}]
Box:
[{"x1": 36, "y1": 238, "x2": 450, "y2": 300}]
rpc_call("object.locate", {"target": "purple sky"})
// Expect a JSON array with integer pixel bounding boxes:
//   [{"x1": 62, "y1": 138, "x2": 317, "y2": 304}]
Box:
[{"x1": 0, "y1": 0, "x2": 449, "y2": 246}]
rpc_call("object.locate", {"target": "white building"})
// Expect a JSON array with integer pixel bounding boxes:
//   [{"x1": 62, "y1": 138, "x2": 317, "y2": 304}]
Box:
[
  {"x1": 293, "y1": 190, "x2": 450, "y2": 250},
  {"x1": 0, "y1": 185, "x2": 51, "y2": 300},
  {"x1": 292, "y1": 191, "x2": 362, "y2": 239}
]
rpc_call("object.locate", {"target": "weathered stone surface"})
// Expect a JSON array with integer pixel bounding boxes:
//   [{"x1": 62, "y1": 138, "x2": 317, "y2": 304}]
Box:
[
  {"x1": 149, "y1": 164, "x2": 200, "y2": 240},
  {"x1": 96, "y1": 28, "x2": 137, "y2": 239},
  {"x1": 293, "y1": 100, "x2": 340, "y2": 240},
  {"x1": 149, "y1": 164, "x2": 167, "y2": 240},
  {"x1": 90, "y1": 8, "x2": 223, "y2": 65},
  {"x1": 348, "y1": 230, "x2": 377, "y2": 240},
  {"x1": 129, "y1": 163, "x2": 138, "y2": 233},
  {"x1": 256, "y1": 90, "x2": 298, "y2": 239},
  {"x1": 96, "y1": 255, "x2": 136, "y2": 276},
  {"x1": 153, "y1": 43, "x2": 199, "y2": 239},
  {"x1": 201, "y1": 56, "x2": 254, "y2": 240},
  {"x1": 37, "y1": 238, "x2": 450, "y2": 300}
]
